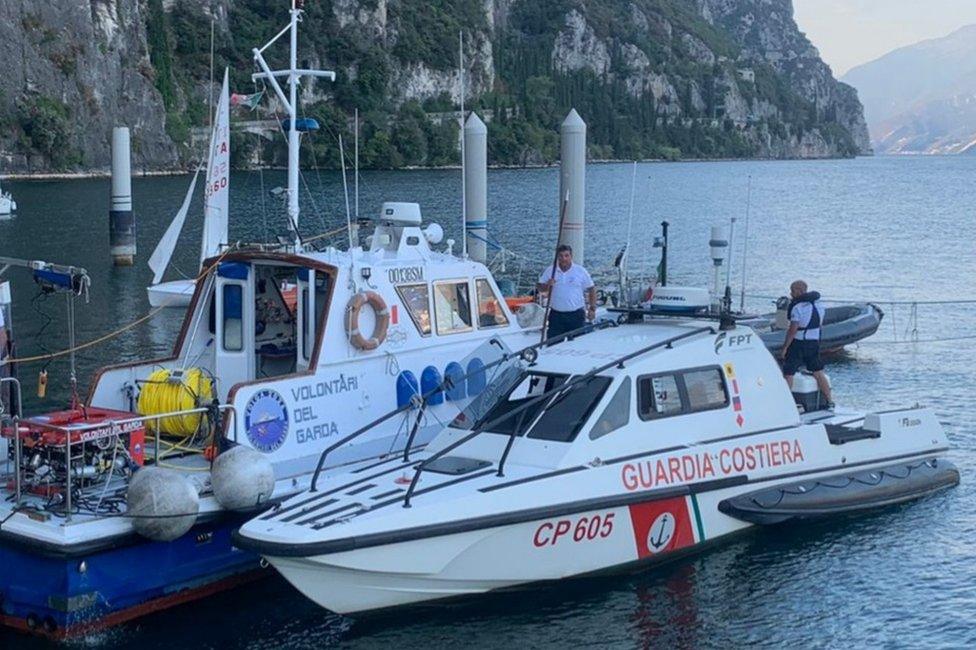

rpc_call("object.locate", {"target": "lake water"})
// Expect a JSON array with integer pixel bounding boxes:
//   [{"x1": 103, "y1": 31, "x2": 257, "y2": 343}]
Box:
[{"x1": 1, "y1": 155, "x2": 975, "y2": 647}]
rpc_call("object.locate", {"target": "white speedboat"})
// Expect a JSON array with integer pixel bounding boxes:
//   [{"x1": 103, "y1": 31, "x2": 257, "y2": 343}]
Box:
[
  {"x1": 236, "y1": 315, "x2": 958, "y2": 614},
  {"x1": 146, "y1": 70, "x2": 230, "y2": 308},
  {"x1": 0, "y1": 183, "x2": 16, "y2": 215}
]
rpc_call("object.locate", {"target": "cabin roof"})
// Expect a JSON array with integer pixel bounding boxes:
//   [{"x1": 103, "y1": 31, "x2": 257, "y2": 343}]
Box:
[{"x1": 530, "y1": 319, "x2": 719, "y2": 375}]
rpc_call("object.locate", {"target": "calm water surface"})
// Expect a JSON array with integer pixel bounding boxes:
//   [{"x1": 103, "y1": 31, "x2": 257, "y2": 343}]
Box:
[{"x1": 1, "y1": 156, "x2": 974, "y2": 647}]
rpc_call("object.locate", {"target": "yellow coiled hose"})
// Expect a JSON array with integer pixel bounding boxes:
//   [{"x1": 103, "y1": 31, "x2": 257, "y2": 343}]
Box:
[{"x1": 137, "y1": 368, "x2": 215, "y2": 438}]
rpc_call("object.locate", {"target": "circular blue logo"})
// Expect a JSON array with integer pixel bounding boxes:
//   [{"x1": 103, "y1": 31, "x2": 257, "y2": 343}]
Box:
[{"x1": 245, "y1": 389, "x2": 289, "y2": 453}]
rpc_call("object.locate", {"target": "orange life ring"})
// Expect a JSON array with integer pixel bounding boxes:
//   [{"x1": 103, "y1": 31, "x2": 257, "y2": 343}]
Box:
[{"x1": 345, "y1": 291, "x2": 389, "y2": 350}]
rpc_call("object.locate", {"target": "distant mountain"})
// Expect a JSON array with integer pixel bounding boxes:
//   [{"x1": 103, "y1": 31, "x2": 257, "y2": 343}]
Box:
[{"x1": 842, "y1": 25, "x2": 976, "y2": 154}]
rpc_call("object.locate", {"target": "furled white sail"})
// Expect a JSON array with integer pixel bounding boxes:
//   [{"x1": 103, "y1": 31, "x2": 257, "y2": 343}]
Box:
[
  {"x1": 148, "y1": 168, "x2": 201, "y2": 285},
  {"x1": 201, "y1": 69, "x2": 230, "y2": 264}
]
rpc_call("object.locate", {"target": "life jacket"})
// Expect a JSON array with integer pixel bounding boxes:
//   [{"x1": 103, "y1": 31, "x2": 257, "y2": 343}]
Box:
[{"x1": 787, "y1": 291, "x2": 822, "y2": 334}]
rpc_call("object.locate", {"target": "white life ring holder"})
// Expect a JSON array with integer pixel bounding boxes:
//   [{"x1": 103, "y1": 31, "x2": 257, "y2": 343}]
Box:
[{"x1": 346, "y1": 291, "x2": 389, "y2": 351}]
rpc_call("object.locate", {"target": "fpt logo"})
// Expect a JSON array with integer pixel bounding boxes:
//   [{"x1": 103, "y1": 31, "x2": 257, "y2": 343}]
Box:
[
  {"x1": 715, "y1": 332, "x2": 754, "y2": 354},
  {"x1": 245, "y1": 389, "x2": 289, "y2": 453}
]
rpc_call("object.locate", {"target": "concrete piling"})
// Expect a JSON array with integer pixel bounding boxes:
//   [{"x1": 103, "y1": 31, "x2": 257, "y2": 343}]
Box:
[
  {"x1": 109, "y1": 127, "x2": 135, "y2": 266},
  {"x1": 463, "y1": 112, "x2": 488, "y2": 264},
  {"x1": 559, "y1": 109, "x2": 586, "y2": 263}
]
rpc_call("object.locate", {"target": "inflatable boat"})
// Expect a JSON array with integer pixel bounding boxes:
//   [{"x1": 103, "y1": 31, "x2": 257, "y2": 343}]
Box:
[
  {"x1": 745, "y1": 300, "x2": 884, "y2": 354},
  {"x1": 718, "y1": 457, "x2": 958, "y2": 525}
]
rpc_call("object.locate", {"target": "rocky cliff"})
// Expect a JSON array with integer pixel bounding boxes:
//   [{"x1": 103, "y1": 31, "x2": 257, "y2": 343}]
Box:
[
  {"x1": 0, "y1": 0, "x2": 870, "y2": 174},
  {"x1": 0, "y1": 0, "x2": 178, "y2": 173}
]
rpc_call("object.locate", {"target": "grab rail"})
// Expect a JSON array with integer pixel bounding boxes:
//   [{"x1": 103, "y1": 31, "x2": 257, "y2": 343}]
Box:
[
  {"x1": 308, "y1": 320, "x2": 614, "y2": 491},
  {"x1": 0, "y1": 377, "x2": 24, "y2": 505},
  {"x1": 402, "y1": 325, "x2": 716, "y2": 508}
]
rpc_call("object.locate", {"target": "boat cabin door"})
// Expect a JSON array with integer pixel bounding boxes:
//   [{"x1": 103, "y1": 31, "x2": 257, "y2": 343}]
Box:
[
  {"x1": 296, "y1": 269, "x2": 327, "y2": 371},
  {"x1": 214, "y1": 262, "x2": 255, "y2": 399}
]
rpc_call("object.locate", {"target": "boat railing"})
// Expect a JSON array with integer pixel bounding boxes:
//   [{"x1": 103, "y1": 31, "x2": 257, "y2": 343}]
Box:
[
  {"x1": 308, "y1": 320, "x2": 616, "y2": 492},
  {"x1": 3, "y1": 401, "x2": 236, "y2": 521},
  {"x1": 1, "y1": 377, "x2": 24, "y2": 506},
  {"x1": 401, "y1": 325, "x2": 716, "y2": 508}
]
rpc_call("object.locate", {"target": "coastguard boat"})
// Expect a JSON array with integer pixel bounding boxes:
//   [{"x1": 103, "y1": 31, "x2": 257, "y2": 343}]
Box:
[
  {"x1": 235, "y1": 312, "x2": 958, "y2": 614},
  {"x1": 0, "y1": 4, "x2": 538, "y2": 638}
]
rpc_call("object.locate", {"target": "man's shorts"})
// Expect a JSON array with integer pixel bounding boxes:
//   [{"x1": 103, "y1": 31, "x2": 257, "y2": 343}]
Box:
[{"x1": 783, "y1": 339, "x2": 824, "y2": 375}]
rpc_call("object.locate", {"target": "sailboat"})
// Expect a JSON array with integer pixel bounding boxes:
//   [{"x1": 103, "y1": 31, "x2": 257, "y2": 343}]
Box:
[{"x1": 146, "y1": 69, "x2": 230, "y2": 308}]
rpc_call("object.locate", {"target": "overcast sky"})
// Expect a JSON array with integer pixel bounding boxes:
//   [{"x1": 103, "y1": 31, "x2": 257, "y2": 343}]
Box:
[{"x1": 793, "y1": 0, "x2": 976, "y2": 76}]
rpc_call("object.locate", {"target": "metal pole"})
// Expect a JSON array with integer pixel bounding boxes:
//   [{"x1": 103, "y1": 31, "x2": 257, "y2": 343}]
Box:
[
  {"x1": 64, "y1": 435, "x2": 72, "y2": 521},
  {"x1": 287, "y1": 5, "x2": 301, "y2": 249},
  {"x1": 354, "y1": 108, "x2": 359, "y2": 220},
  {"x1": 725, "y1": 216, "x2": 737, "y2": 291},
  {"x1": 540, "y1": 192, "x2": 570, "y2": 344},
  {"x1": 459, "y1": 31, "x2": 467, "y2": 259},
  {"x1": 739, "y1": 175, "x2": 753, "y2": 312},
  {"x1": 660, "y1": 220, "x2": 669, "y2": 286},
  {"x1": 340, "y1": 134, "x2": 353, "y2": 248}
]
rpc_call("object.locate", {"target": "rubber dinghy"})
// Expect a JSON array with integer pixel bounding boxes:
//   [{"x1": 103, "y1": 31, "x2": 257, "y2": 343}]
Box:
[
  {"x1": 235, "y1": 317, "x2": 956, "y2": 615},
  {"x1": 743, "y1": 301, "x2": 884, "y2": 354},
  {"x1": 718, "y1": 457, "x2": 959, "y2": 525}
]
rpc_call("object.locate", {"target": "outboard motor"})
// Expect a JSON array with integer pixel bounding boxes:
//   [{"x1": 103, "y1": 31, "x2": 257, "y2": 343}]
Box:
[{"x1": 791, "y1": 371, "x2": 831, "y2": 413}]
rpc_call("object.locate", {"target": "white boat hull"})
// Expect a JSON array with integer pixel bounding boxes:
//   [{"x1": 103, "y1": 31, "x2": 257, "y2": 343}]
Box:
[
  {"x1": 266, "y1": 451, "x2": 954, "y2": 615},
  {"x1": 147, "y1": 279, "x2": 195, "y2": 308},
  {"x1": 0, "y1": 197, "x2": 15, "y2": 215}
]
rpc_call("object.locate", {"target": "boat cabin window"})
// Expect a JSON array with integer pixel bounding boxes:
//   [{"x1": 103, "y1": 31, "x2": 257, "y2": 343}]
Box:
[
  {"x1": 475, "y1": 278, "x2": 509, "y2": 328},
  {"x1": 683, "y1": 368, "x2": 728, "y2": 412},
  {"x1": 395, "y1": 283, "x2": 431, "y2": 336},
  {"x1": 474, "y1": 372, "x2": 568, "y2": 435},
  {"x1": 471, "y1": 371, "x2": 612, "y2": 443},
  {"x1": 589, "y1": 377, "x2": 631, "y2": 440},
  {"x1": 638, "y1": 366, "x2": 728, "y2": 420},
  {"x1": 527, "y1": 375, "x2": 612, "y2": 442},
  {"x1": 222, "y1": 284, "x2": 244, "y2": 352},
  {"x1": 433, "y1": 280, "x2": 473, "y2": 335}
]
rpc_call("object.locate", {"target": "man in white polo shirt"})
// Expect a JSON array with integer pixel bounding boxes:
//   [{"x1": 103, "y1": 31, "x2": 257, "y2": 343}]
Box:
[
  {"x1": 779, "y1": 279, "x2": 833, "y2": 408},
  {"x1": 538, "y1": 244, "x2": 596, "y2": 340}
]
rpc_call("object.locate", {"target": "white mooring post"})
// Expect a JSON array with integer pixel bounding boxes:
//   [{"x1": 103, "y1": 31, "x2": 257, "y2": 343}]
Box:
[
  {"x1": 464, "y1": 112, "x2": 488, "y2": 264},
  {"x1": 559, "y1": 109, "x2": 586, "y2": 263},
  {"x1": 109, "y1": 126, "x2": 135, "y2": 266}
]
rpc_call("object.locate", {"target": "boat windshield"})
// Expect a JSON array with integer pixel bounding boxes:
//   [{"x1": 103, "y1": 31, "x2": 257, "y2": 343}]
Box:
[{"x1": 467, "y1": 371, "x2": 612, "y2": 442}]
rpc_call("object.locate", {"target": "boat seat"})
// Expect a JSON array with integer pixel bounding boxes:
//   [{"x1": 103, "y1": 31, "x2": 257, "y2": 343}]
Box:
[{"x1": 825, "y1": 424, "x2": 881, "y2": 445}]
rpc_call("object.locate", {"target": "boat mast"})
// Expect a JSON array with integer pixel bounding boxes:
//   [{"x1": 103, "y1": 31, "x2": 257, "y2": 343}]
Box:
[{"x1": 252, "y1": 0, "x2": 335, "y2": 251}]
